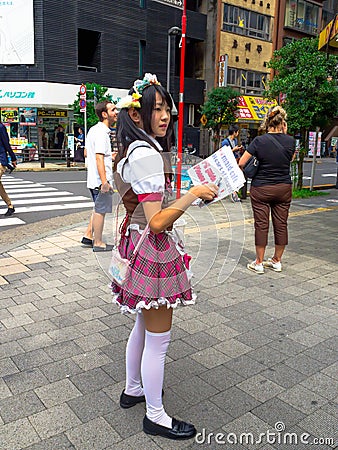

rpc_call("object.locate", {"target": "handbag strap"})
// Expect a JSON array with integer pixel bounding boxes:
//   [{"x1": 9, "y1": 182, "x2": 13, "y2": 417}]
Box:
[
  {"x1": 121, "y1": 143, "x2": 153, "y2": 179},
  {"x1": 115, "y1": 141, "x2": 155, "y2": 258},
  {"x1": 266, "y1": 133, "x2": 285, "y2": 152}
]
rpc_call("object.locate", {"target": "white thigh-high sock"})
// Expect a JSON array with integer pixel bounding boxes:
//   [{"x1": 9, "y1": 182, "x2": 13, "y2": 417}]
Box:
[
  {"x1": 125, "y1": 312, "x2": 145, "y2": 397},
  {"x1": 141, "y1": 330, "x2": 172, "y2": 428}
]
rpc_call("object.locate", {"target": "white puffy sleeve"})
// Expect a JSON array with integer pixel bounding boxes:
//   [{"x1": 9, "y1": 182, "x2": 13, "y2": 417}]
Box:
[{"x1": 118, "y1": 141, "x2": 164, "y2": 202}]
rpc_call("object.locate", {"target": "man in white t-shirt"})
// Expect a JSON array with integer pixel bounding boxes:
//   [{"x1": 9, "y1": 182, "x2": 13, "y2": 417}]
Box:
[{"x1": 81, "y1": 101, "x2": 118, "y2": 251}]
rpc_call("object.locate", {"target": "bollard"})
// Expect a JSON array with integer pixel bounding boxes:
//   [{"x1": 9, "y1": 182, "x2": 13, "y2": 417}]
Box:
[
  {"x1": 40, "y1": 150, "x2": 45, "y2": 168},
  {"x1": 66, "y1": 148, "x2": 71, "y2": 167}
]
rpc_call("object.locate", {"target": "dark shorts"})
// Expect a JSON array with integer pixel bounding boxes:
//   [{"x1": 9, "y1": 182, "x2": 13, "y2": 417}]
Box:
[{"x1": 89, "y1": 188, "x2": 113, "y2": 214}]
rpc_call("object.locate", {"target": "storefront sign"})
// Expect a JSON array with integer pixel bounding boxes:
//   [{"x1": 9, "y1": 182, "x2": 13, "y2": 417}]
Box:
[
  {"x1": 308, "y1": 131, "x2": 322, "y2": 157},
  {"x1": 0, "y1": 82, "x2": 129, "y2": 108},
  {"x1": 1, "y1": 107, "x2": 18, "y2": 123},
  {"x1": 19, "y1": 107, "x2": 37, "y2": 125},
  {"x1": 318, "y1": 15, "x2": 338, "y2": 51},
  {"x1": 218, "y1": 55, "x2": 228, "y2": 87},
  {"x1": 0, "y1": 90, "x2": 35, "y2": 100},
  {"x1": 236, "y1": 96, "x2": 278, "y2": 121},
  {"x1": 152, "y1": 0, "x2": 183, "y2": 8},
  {"x1": 0, "y1": 0, "x2": 34, "y2": 64},
  {"x1": 10, "y1": 137, "x2": 28, "y2": 148},
  {"x1": 38, "y1": 110, "x2": 68, "y2": 118}
]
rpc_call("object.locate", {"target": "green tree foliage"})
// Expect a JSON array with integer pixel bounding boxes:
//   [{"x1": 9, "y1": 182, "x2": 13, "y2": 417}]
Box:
[
  {"x1": 200, "y1": 86, "x2": 240, "y2": 151},
  {"x1": 266, "y1": 37, "x2": 338, "y2": 188},
  {"x1": 69, "y1": 83, "x2": 112, "y2": 130}
]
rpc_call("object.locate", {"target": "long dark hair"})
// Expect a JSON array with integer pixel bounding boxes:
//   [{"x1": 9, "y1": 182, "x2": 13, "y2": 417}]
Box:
[{"x1": 116, "y1": 84, "x2": 174, "y2": 158}]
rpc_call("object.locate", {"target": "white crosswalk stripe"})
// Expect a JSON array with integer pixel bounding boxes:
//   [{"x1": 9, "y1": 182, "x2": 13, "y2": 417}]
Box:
[
  {"x1": 0, "y1": 218, "x2": 25, "y2": 227},
  {"x1": 0, "y1": 175, "x2": 93, "y2": 227}
]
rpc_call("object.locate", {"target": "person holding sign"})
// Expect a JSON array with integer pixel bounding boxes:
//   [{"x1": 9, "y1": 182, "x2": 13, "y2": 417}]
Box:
[
  {"x1": 112, "y1": 74, "x2": 218, "y2": 440},
  {"x1": 239, "y1": 106, "x2": 295, "y2": 274}
]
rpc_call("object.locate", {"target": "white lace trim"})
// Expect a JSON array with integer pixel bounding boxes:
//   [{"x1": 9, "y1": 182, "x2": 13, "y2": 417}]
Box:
[{"x1": 112, "y1": 292, "x2": 196, "y2": 315}]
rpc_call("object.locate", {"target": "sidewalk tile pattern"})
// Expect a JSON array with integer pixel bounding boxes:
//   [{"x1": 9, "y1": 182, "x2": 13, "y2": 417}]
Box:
[{"x1": 0, "y1": 195, "x2": 337, "y2": 449}]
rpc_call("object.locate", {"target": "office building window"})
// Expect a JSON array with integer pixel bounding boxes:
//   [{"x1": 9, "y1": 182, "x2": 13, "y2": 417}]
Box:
[
  {"x1": 284, "y1": 0, "x2": 319, "y2": 34},
  {"x1": 223, "y1": 5, "x2": 271, "y2": 40},
  {"x1": 139, "y1": 40, "x2": 146, "y2": 77},
  {"x1": 227, "y1": 68, "x2": 268, "y2": 95},
  {"x1": 78, "y1": 29, "x2": 101, "y2": 72},
  {"x1": 140, "y1": 0, "x2": 146, "y2": 8}
]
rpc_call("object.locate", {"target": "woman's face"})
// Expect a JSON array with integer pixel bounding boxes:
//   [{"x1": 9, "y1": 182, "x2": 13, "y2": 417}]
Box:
[{"x1": 150, "y1": 92, "x2": 171, "y2": 138}]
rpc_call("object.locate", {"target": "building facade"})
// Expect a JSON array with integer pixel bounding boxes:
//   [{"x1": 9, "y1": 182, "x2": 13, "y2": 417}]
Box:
[
  {"x1": 274, "y1": 0, "x2": 324, "y2": 50},
  {"x1": 214, "y1": 0, "x2": 277, "y2": 146},
  {"x1": 0, "y1": 0, "x2": 208, "y2": 155}
]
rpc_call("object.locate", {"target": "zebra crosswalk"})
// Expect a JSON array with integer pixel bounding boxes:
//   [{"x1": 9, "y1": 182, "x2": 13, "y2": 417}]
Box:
[{"x1": 0, "y1": 175, "x2": 94, "y2": 227}]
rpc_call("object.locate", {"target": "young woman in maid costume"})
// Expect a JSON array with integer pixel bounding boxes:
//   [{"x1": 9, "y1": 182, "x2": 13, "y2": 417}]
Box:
[{"x1": 112, "y1": 74, "x2": 218, "y2": 440}]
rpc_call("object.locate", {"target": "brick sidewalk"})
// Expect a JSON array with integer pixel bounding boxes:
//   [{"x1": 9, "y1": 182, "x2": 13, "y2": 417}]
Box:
[{"x1": 0, "y1": 193, "x2": 337, "y2": 449}]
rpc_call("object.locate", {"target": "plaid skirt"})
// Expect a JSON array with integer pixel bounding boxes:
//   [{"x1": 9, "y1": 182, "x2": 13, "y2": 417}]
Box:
[{"x1": 111, "y1": 228, "x2": 195, "y2": 313}]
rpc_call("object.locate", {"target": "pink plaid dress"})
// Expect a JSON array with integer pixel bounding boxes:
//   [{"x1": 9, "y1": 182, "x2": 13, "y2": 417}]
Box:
[
  {"x1": 111, "y1": 228, "x2": 195, "y2": 313},
  {"x1": 112, "y1": 139, "x2": 195, "y2": 314}
]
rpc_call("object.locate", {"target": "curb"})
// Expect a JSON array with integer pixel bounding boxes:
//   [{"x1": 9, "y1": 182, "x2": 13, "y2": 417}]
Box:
[{"x1": 15, "y1": 165, "x2": 86, "y2": 172}]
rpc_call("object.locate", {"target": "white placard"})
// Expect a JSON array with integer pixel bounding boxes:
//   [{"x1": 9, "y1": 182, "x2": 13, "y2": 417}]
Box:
[
  {"x1": 152, "y1": 0, "x2": 183, "y2": 8},
  {"x1": 187, "y1": 145, "x2": 245, "y2": 205},
  {"x1": 0, "y1": 0, "x2": 35, "y2": 64}
]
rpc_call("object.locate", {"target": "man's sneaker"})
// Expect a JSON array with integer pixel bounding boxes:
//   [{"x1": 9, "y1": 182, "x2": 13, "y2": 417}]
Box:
[
  {"x1": 247, "y1": 261, "x2": 264, "y2": 274},
  {"x1": 231, "y1": 192, "x2": 241, "y2": 203},
  {"x1": 263, "y1": 258, "x2": 282, "y2": 272},
  {"x1": 4, "y1": 207, "x2": 15, "y2": 217}
]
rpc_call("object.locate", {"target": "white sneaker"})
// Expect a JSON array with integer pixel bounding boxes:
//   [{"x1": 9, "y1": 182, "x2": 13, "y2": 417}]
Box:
[
  {"x1": 247, "y1": 261, "x2": 264, "y2": 274},
  {"x1": 263, "y1": 258, "x2": 282, "y2": 272}
]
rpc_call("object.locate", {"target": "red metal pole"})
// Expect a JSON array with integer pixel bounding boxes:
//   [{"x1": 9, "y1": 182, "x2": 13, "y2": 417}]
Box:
[{"x1": 176, "y1": 0, "x2": 186, "y2": 199}]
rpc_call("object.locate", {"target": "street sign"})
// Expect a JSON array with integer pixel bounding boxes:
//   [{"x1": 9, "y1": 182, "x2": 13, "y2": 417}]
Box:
[
  {"x1": 152, "y1": 0, "x2": 183, "y2": 9},
  {"x1": 200, "y1": 114, "x2": 207, "y2": 126},
  {"x1": 80, "y1": 98, "x2": 86, "y2": 112},
  {"x1": 79, "y1": 84, "x2": 86, "y2": 95}
]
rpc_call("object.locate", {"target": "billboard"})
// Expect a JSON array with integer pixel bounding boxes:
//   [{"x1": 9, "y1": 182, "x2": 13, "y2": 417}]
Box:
[
  {"x1": 19, "y1": 107, "x2": 37, "y2": 125},
  {"x1": 1, "y1": 107, "x2": 19, "y2": 123},
  {"x1": 236, "y1": 96, "x2": 278, "y2": 121},
  {"x1": 0, "y1": 0, "x2": 35, "y2": 64}
]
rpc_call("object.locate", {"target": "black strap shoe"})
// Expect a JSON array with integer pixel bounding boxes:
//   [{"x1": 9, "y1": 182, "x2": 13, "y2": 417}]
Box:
[
  {"x1": 4, "y1": 207, "x2": 15, "y2": 217},
  {"x1": 143, "y1": 415, "x2": 197, "y2": 440},
  {"x1": 120, "y1": 390, "x2": 145, "y2": 408},
  {"x1": 81, "y1": 237, "x2": 93, "y2": 247}
]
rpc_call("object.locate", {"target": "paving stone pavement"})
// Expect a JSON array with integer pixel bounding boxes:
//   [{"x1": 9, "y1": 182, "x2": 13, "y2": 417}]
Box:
[{"x1": 0, "y1": 190, "x2": 337, "y2": 450}]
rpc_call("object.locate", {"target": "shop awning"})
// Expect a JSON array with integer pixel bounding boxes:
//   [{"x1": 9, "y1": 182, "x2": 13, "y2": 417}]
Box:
[
  {"x1": 318, "y1": 15, "x2": 338, "y2": 54},
  {"x1": 324, "y1": 125, "x2": 338, "y2": 141},
  {"x1": 236, "y1": 96, "x2": 278, "y2": 122},
  {"x1": 0, "y1": 82, "x2": 128, "y2": 108}
]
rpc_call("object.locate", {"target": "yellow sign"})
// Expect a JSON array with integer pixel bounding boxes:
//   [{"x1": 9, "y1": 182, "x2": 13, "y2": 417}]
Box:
[
  {"x1": 236, "y1": 96, "x2": 278, "y2": 122},
  {"x1": 1, "y1": 107, "x2": 19, "y2": 123},
  {"x1": 200, "y1": 114, "x2": 207, "y2": 126},
  {"x1": 318, "y1": 15, "x2": 338, "y2": 51},
  {"x1": 38, "y1": 110, "x2": 68, "y2": 118}
]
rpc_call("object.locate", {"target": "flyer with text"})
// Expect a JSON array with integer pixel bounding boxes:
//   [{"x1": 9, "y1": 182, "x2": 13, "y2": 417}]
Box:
[{"x1": 187, "y1": 145, "x2": 245, "y2": 205}]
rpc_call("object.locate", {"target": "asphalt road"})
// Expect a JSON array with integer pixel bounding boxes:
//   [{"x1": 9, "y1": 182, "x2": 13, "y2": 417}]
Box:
[
  {"x1": 0, "y1": 158, "x2": 336, "y2": 246},
  {"x1": 0, "y1": 171, "x2": 93, "y2": 244},
  {"x1": 301, "y1": 158, "x2": 337, "y2": 187}
]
